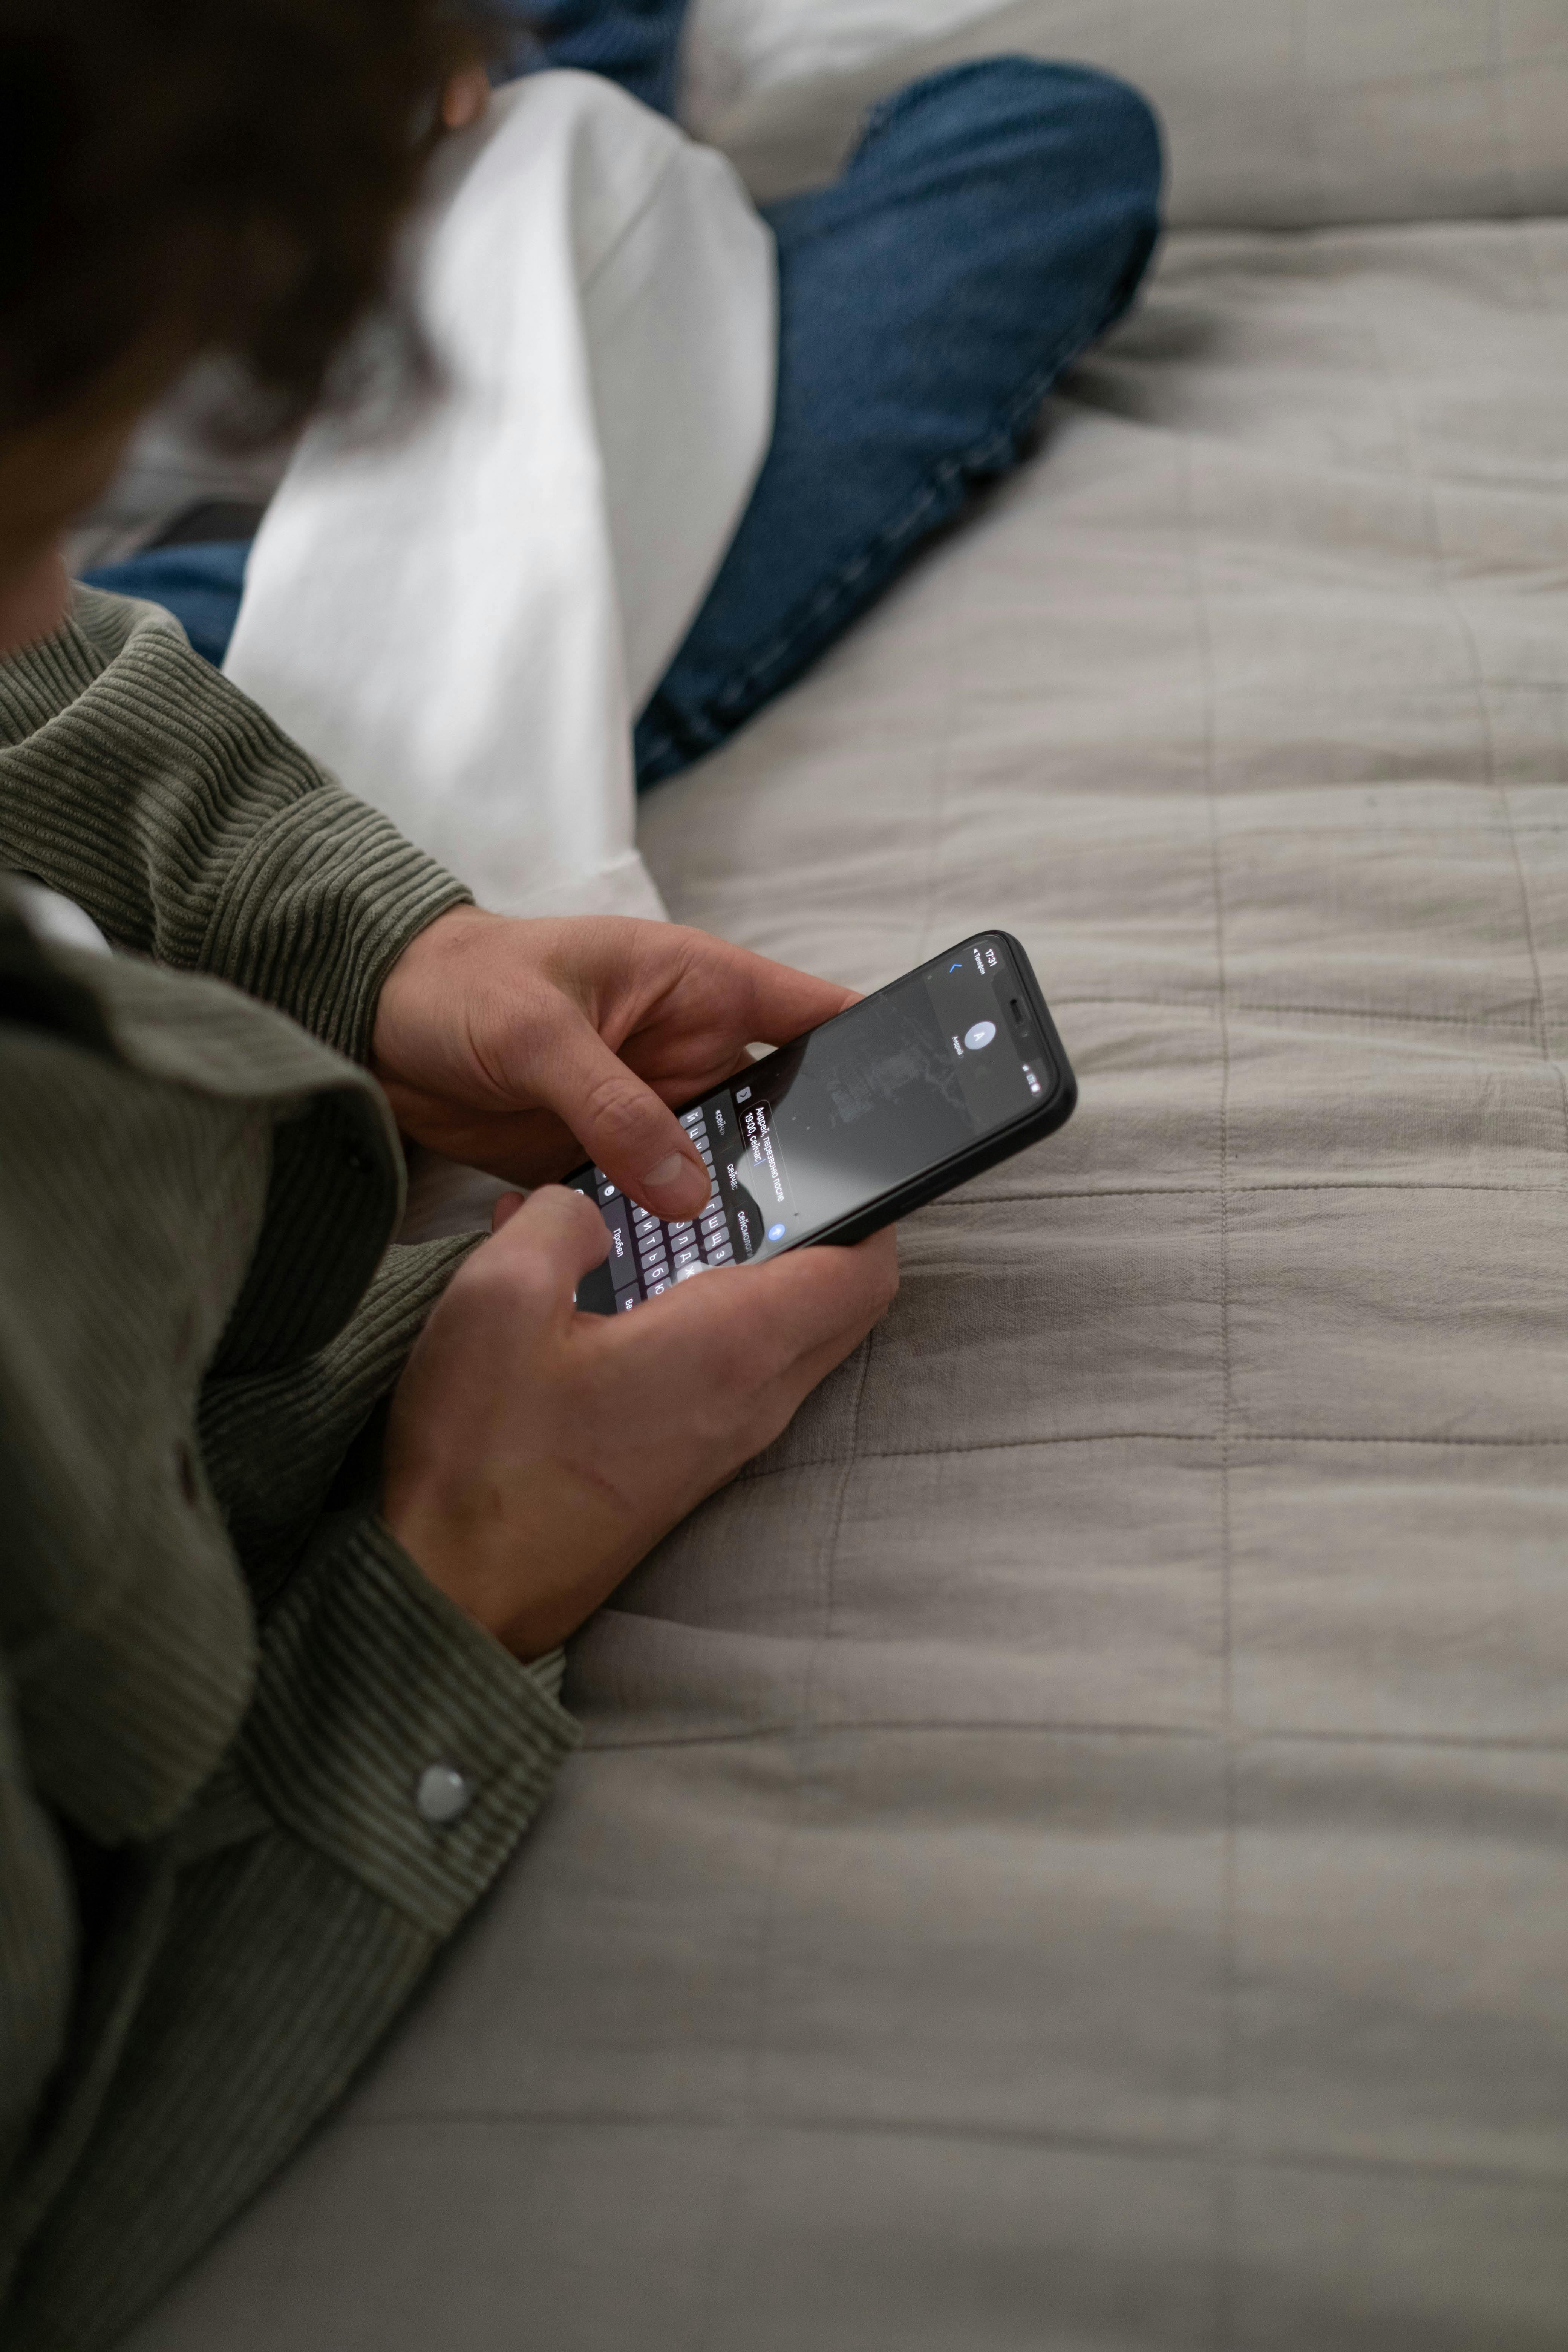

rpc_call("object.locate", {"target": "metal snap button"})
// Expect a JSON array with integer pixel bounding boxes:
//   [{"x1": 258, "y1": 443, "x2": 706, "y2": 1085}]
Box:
[{"x1": 416, "y1": 1763, "x2": 472, "y2": 1825}]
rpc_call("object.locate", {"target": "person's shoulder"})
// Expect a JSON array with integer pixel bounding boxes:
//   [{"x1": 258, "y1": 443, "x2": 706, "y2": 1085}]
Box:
[
  {"x1": 70, "y1": 577, "x2": 190, "y2": 664},
  {"x1": 0, "y1": 583, "x2": 201, "y2": 750}
]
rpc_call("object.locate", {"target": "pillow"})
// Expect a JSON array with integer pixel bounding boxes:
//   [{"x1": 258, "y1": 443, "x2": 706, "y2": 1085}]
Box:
[
  {"x1": 681, "y1": 0, "x2": 1568, "y2": 228},
  {"x1": 682, "y1": 0, "x2": 1004, "y2": 122}
]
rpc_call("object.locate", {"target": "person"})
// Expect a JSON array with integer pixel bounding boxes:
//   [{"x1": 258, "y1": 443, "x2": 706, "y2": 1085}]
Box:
[
  {"x1": 0, "y1": 6, "x2": 897, "y2": 2345},
  {"x1": 85, "y1": 0, "x2": 1163, "y2": 787}
]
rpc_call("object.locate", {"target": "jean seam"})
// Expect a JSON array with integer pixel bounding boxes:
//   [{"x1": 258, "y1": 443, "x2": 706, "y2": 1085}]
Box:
[{"x1": 642, "y1": 283, "x2": 1135, "y2": 766}]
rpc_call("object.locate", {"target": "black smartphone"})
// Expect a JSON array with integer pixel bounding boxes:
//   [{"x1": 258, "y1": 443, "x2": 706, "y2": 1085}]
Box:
[{"x1": 568, "y1": 931, "x2": 1076, "y2": 1315}]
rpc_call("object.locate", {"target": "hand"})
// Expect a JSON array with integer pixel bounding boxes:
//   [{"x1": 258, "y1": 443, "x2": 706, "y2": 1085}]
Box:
[
  {"x1": 383, "y1": 1186, "x2": 898, "y2": 1657},
  {"x1": 371, "y1": 907, "x2": 857, "y2": 1226},
  {"x1": 440, "y1": 64, "x2": 491, "y2": 132}
]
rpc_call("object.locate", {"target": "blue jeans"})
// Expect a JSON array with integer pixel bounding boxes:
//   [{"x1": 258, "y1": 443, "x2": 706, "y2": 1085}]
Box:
[
  {"x1": 487, "y1": 0, "x2": 691, "y2": 118},
  {"x1": 638, "y1": 58, "x2": 1159, "y2": 781},
  {"x1": 86, "y1": 29, "x2": 1160, "y2": 788}
]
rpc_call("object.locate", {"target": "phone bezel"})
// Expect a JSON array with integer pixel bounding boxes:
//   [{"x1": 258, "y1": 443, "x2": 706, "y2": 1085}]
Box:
[
  {"x1": 751, "y1": 931, "x2": 1075, "y2": 1253},
  {"x1": 571, "y1": 934, "x2": 1075, "y2": 1305}
]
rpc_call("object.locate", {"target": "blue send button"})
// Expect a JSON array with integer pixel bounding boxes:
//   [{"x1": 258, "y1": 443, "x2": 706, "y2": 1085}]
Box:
[{"x1": 767, "y1": 1222, "x2": 788, "y2": 1243}]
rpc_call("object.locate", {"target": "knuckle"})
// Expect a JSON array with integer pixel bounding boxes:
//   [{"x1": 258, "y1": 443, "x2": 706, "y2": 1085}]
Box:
[
  {"x1": 490, "y1": 1253, "x2": 558, "y2": 1321},
  {"x1": 582, "y1": 1209, "x2": 612, "y2": 1262},
  {"x1": 469, "y1": 1221, "x2": 574, "y2": 1315},
  {"x1": 582, "y1": 1069, "x2": 657, "y2": 1152},
  {"x1": 560, "y1": 1184, "x2": 607, "y2": 1240}
]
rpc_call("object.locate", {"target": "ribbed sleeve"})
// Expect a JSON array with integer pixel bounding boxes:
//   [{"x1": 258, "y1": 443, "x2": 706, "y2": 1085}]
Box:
[
  {"x1": 5, "y1": 1519, "x2": 579, "y2": 2352},
  {"x1": 0, "y1": 593, "x2": 472, "y2": 1063},
  {"x1": 199, "y1": 1231, "x2": 479, "y2": 1606},
  {"x1": 237, "y1": 1513, "x2": 580, "y2": 1935},
  {"x1": 0, "y1": 639, "x2": 579, "y2": 2352}
]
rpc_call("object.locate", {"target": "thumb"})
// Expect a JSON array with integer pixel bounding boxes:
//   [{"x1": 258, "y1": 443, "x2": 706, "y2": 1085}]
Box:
[
  {"x1": 535, "y1": 1004, "x2": 710, "y2": 1220},
  {"x1": 481, "y1": 1182, "x2": 612, "y2": 1321}
]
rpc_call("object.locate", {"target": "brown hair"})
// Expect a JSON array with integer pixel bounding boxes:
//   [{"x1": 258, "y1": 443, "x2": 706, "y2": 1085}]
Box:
[{"x1": 0, "y1": 0, "x2": 494, "y2": 441}]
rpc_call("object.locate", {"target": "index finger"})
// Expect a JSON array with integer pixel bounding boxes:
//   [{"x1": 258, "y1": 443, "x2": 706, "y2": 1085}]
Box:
[{"x1": 687, "y1": 934, "x2": 859, "y2": 1050}]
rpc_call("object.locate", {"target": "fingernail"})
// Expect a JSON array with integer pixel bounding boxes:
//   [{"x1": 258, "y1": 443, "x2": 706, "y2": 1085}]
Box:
[{"x1": 643, "y1": 1152, "x2": 691, "y2": 1190}]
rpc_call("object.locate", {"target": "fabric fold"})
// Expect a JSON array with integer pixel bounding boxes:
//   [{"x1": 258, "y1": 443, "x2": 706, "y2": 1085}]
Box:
[{"x1": 224, "y1": 70, "x2": 778, "y2": 920}]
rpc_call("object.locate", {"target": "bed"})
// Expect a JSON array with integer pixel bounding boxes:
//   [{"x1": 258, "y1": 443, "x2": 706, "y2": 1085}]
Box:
[{"x1": 131, "y1": 3, "x2": 1568, "y2": 2344}]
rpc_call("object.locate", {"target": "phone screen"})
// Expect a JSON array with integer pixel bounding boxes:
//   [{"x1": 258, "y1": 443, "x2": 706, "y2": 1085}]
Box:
[{"x1": 570, "y1": 936, "x2": 1060, "y2": 1313}]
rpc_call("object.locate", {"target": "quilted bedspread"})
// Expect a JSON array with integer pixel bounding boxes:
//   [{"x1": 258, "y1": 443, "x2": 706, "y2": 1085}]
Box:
[{"x1": 133, "y1": 9, "x2": 1568, "y2": 2349}]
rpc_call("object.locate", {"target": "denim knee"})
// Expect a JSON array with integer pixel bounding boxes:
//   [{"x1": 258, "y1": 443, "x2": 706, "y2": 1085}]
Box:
[{"x1": 861, "y1": 55, "x2": 1162, "y2": 248}]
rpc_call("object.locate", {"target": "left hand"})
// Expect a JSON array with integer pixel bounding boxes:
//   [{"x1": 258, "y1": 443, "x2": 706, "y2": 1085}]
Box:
[
  {"x1": 371, "y1": 906, "x2": 856, "y2": 1225},
  {"x1": 440, "y1": 64, "x2": 491, "y2": 133}
]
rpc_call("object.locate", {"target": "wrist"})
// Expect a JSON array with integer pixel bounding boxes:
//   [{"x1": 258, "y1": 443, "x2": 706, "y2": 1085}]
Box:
[
  {"x1": 371, "y1": 900, "x2": 496, "y2": 1076},
  {"x1": 384, "y1": 1466, "x2": 639, "y2": 1663}
]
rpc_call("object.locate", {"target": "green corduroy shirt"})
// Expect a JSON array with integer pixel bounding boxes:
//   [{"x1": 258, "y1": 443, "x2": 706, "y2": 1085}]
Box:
[{"x1": 0, "y1": 590, "x2": 581, "y2": 2350}]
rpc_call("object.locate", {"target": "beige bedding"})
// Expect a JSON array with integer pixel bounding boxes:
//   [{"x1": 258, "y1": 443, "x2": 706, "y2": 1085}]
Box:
[
  {"x1": 132, "y1": 27, "x2": 1568, "y2": 2352},
  {"x1": 689, "y1": 0, "x2": 1568, "y2": 226}
]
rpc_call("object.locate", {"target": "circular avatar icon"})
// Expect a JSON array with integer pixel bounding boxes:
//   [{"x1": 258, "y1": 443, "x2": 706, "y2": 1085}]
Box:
[
  {"x1": 767, "y1": 1223, "x2": 788, "y2": 1243},
  {"x1": 964, "y1": 1020, "x2": 997, "y2": 1053}
]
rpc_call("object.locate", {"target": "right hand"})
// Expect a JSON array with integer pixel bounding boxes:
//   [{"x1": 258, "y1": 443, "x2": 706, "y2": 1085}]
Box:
[{"x1": 383, "y1": 1186, "x2": 898, "y2": 1660}]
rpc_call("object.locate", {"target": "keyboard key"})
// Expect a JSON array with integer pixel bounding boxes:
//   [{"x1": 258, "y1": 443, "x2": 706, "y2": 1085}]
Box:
[
  {"x1": 703, "y1": 1240, "x2": 734, "y2": 1266},
  {"x1": 616, "y1": 1291, "x2": 640, "y2": 1312},
  {"x1": 679, "y1": 1109, "x2": 703, "y2": 1129},
  {"x1": 666, "y1": 1222, "x2": 695, "y2": 1245},
  {"x1": 602, "y1": 1197, "x2": 639, "y2": 1292},
  {"x1": 672, "y1": 1243, "x2": 701, "y2": 1270},
  {"x1": 639, "y1": 1259, "x2": 670, "y2": 1288},
  {"x1": 674, "y1": 1261, "x2": 710, "y2": 1283},
  {"x1": 700, "y1": 1207, "x2": 727, "y2": 1232},
  {"x1": 646, "y1": 1278, "x2": 671, "y2": 1297}
]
